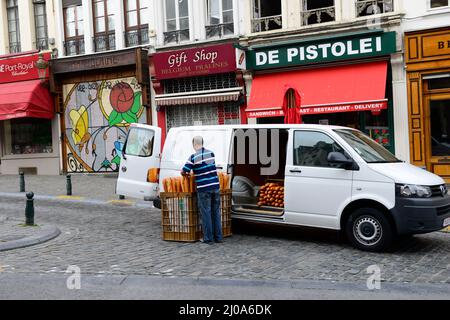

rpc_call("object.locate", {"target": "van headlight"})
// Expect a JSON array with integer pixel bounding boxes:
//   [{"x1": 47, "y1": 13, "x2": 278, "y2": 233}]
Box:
[{"x1": 396, "y1": 184, "x2": 432, "y2": 198}]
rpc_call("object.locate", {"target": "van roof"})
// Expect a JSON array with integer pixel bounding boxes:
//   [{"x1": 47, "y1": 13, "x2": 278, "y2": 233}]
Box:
[{"x1": 167, "y1": 124, "x2": 354, "y2": 131}]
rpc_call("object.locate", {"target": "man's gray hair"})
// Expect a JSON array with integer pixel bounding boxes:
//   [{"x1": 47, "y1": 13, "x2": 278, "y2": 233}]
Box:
[{"x1": 192, "y1": 136, "x2": 204, "y2": 147}]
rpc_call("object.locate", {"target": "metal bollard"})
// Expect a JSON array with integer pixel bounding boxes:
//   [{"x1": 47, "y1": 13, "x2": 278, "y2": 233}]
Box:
[
  {"x1": 66, "y1": 174, "x2": 72, "y2": 196},
  {"x1": 19, "y1": 172, "x2": 25, "y2": 192},
  {"x1": 25, "y1": 192, "x2": 35, "y2": 226}
]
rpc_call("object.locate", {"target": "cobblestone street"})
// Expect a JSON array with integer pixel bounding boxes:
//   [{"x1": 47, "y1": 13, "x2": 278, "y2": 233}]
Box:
[{"x1": 0, "y1": 175, "x2": 448, "y2": 288}]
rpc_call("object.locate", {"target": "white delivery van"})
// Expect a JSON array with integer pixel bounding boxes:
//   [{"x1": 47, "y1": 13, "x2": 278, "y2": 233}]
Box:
[{"x1": 116, "y1": 123, "x2": 450, "y2": 252}]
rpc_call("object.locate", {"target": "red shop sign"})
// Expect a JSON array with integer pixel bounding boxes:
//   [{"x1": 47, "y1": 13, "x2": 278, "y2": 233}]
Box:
[
  {"x1": 153, "y1": 43, "x2": 237, "y2": 80},
  {"x1": 299, "y1": 101, "x2": 388, "y2": 115},
  {"x1": 246, "y1": 101, "x2": 388, "y2": 118},
  {"x1": 0, "y1": 52, "x2": 51, "y2": 84}
]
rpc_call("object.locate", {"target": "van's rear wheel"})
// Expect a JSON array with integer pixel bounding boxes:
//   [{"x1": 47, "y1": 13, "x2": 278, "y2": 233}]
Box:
[{"x1": 346, "y1": 208, "x2": 393, "y2": 252}]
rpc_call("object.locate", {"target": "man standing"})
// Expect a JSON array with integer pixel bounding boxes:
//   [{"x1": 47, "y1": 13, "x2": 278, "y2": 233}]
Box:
[{"x1": 181, "y1": 136, "x2": 222, "y2": 245}]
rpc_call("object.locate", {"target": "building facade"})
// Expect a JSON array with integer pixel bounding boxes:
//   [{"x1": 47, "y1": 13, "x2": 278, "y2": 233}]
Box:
[
  {"x1": 238, "y1": 0, "x2": 408, "y2": 160},
  {"x1": 49, "y1": 0, "x2": 153, "y2": 174},
  {"x1": 0, "y1": 0, "x2": 58, "y2": 175},
  {"x1": 403, "y1": 0, "x2": 450, "y2": 182},
  {"x1": 1, "y1": 1, "x2": 448, "y2": 179},
  {"x1": 148, "y1": 0, "x2": 247, "y2": 142}
]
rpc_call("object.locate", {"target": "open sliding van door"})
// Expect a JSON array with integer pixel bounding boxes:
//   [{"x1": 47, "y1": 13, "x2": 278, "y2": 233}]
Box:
[{"x1": 116, "y1": 123, "x2": 162, "y2": 200}]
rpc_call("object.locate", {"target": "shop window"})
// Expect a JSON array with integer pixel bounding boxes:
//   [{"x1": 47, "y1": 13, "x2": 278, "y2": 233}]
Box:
[
  {"x1": 430, "y1": 0, "x2": 449, "y2": 8},
  {"x1": 430, "y1": 100, "x2": 450, "y2": 157},
  {"x1": 252, "y1": 0, "x2": 282, "y2": 32},
  {"x1": 63, "y1": 2, "x2": 85, "y2": 56},
  {"x1": 124, "y1": 0, "x2": 149, "y2": 47},
  {"x1": 4, "y1": 118, "x2": 53, "y2": 155},
  {"x1": 302, "y1": 110, "x2": 391, "y2": 149},
  {"x1": 206, "y1": 0, "x2": 234, "y2": 38},
  {"x1": 356, "y1": 0, "x2": 394, "y2": 17},
  {"x1": 163, "y1": 72, "x2": 239, "y2": 94},
  {"x1": 301, "y1": 0, "x2": 335, "y2": 26},
  {"x1": 7, "y1": 0, "x2": 21, "y2": 53},
  {"x1": 293, "y1": 131, "x2": 344, "y2": 167},
  {"x1": 164, "y1": 0, "x2": 190, "y2": 44},
  {"x1": 93, "y1": 0, "x2": 116, "y2": 51},
  {"x1": 33, "y1": 0, "x2": 48, "y2": 50},
  {"x1": 165, "y1": 103, "x2": 240, "y2": 131},
  {"x1": 427, "y1": 76, "x2": 450, "y2": 90}
]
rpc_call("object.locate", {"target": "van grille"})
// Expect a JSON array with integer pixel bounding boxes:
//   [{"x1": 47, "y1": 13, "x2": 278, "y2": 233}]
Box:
[{"x1": 430, "y1": 185, "x2": 447, "y2": 197}]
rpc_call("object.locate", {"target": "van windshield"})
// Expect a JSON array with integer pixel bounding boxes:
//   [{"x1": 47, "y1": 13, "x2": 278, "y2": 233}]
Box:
[{"x1": 334, "y1": 129, "x2": 401, "y2": 163}]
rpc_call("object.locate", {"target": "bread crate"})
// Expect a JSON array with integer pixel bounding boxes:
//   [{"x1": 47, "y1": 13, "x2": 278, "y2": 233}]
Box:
[{"x1": 161, "y1": 189, "x2": 232, "y2": 242}]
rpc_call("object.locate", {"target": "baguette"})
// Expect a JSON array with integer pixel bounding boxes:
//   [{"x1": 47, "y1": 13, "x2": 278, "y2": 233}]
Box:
[
  {"x1": 218, "y1": 172, "x2": 223, "y2": 190},
  {"x1": 224, "y1": 174, "x2": 230, "y2": 190}
]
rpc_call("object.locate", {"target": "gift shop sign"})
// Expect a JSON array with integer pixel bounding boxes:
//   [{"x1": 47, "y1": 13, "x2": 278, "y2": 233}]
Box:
[
  {"x1": 247, "y1": 31, "x2": 396, "y2": 70},
  {"x1": 0, "y1": 52, "x2": 51, "y2": 84},
  {"x1": 153, "y1": 43, "x2": 239, "y2": 80}
]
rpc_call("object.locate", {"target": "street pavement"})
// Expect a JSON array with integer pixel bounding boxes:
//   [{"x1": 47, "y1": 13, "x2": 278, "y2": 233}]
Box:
[{"x1": 0, "y1": 174, "x2": 449, "y2": 299}]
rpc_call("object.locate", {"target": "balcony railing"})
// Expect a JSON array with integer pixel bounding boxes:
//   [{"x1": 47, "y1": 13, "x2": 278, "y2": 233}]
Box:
[
  {"x1": 125, "y1": 27, "x2": 149, "y2": 47},
  {"x1": 251, "y1": 14, "x2": 282, "y2": 33},
  {"x1": 163, "y1": 29, "x2": 190, "y2": 44},
  {"x1": 206, "y1": 23, "x2": 234, "y2": 38},
  {"x1": 8, "y1": 42, "x2": 21, "y2": 54},
  {"x1": 93, "y1": 32, "x2": 116, "y2": 52},
  {"x1": 356, "y1": 0, "x2": 394, "y2": 17},
  {"x1": 35, "y1": 38, "x2": 48, "y2": 51},
  {"x1": 301, "y1": 6, "x2": 335, "y2": 26},
  {"x1": 64, "y1": 37, "x2": 85, "y2": 56}
]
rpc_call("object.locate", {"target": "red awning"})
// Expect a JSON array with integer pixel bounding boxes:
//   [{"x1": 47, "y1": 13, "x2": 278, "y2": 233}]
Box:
[
  {"x1": 0, "y1": 80, "x2": 54, "y2": 120},
  {"x1": 246, "y1": 61, "x2": 388, "y2": 118}
]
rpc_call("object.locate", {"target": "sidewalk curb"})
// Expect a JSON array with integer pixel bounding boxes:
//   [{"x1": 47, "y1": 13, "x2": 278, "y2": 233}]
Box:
[
  {"x1": 0, "y1": 192, "x2": 155, "y2": 209},
  {"x1": 0, "y1": 225, "x2": 61, "y2": 252}
]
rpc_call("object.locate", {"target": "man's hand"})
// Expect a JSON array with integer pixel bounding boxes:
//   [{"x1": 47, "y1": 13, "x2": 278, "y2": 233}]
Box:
[{"x1": 180, "y1": 170, "x2": 189, "y2": 177}]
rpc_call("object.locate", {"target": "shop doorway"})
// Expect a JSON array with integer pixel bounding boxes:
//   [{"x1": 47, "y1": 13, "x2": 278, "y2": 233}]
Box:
[{"x1": 424, "y1": 92, "x2": 450, "y2": 182}]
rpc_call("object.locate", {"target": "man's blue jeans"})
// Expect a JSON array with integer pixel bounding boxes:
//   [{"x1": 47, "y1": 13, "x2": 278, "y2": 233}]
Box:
[{"x1": 197, "y1": 189, "x2": 222, "y2": 242}]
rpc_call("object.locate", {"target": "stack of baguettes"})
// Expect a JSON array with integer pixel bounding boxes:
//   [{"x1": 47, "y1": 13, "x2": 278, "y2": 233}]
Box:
[{"x1": 162, "y1": 172, "x2": 231, "y2": 193}]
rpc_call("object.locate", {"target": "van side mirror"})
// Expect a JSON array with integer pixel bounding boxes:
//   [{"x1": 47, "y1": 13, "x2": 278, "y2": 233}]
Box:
[{"x1": 327, "y1": 152, "x2": 358, "y2": 170}]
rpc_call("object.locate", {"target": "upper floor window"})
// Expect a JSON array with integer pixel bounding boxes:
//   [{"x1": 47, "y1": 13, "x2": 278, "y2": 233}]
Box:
[
  {"x1": 124, "y1": 0, "x2": 149, "y2": 47},
  {"x1": 33, "y1": 0, "x2": 48, "y2": 50},
  {"x1": 252, "y1": 0, "x2": 282, "y2": 32},
  {"x1": 356, "y1": 0, "x2": 394, "y2": 17},
  {"x1": 430, "y1": 0, "x2": 449, "y2": 8},
  {"x1": 7, "y1": 0, "x2": 21, "y2": 53},
  {"x1": 301, "y1": 0, "x2": 335, "y2": 26},
  {"x1": 164, "y1": 0, "x2": 190, "y2": 44},
  {"x1": 93, "y1": 0, "x2": 116, "y2": 51},
  {"x1": 63, "y1": 1, "x2": 84, "y2": 56},
  {"x1": 206, "y1": 0, "x2": 234, "y2": 38}
]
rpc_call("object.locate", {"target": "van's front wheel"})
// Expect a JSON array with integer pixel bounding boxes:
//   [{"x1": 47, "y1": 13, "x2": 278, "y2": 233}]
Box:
[{"x1": 346, "y1": 208, "x2": 393, "y2": 252}]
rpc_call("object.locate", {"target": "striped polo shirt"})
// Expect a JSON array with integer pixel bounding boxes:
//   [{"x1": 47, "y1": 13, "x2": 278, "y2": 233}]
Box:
[{"x1": 182, "y1": 148, "x2": 220, "y2": 192}]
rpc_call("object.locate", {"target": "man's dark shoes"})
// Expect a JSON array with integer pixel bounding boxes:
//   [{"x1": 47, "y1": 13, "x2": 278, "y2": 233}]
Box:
[
  {"x1": 214, "y1": 239, "x2": 223, "y2": 243},
  {"x1": 201, "y1": 239, "x2": 213, "y2": 245}
]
